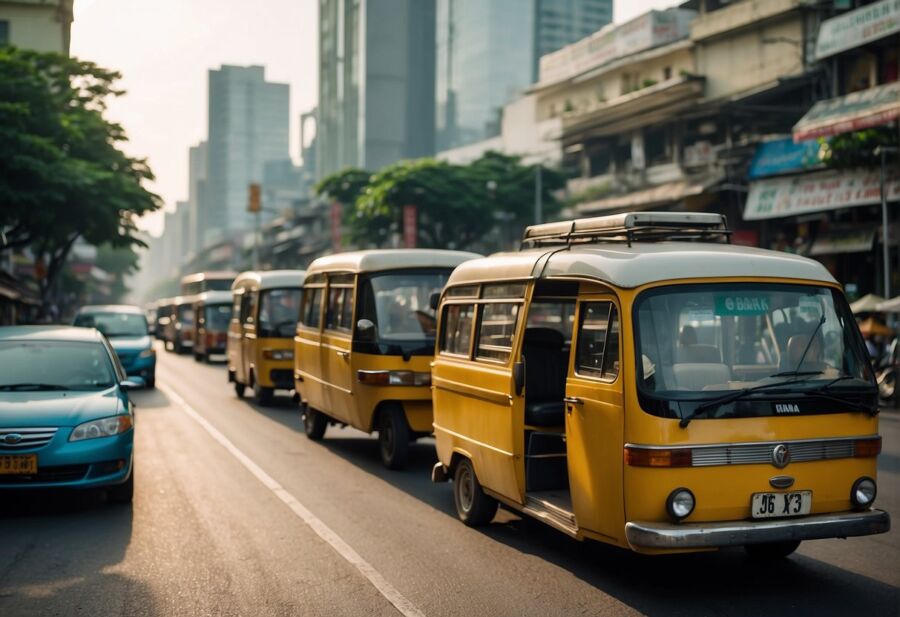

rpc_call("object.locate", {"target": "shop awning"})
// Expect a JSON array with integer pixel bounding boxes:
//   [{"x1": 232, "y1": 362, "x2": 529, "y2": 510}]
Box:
[
  {"x1": 810, "y1": 229, "x2": 875, "y2": 256},
  {"x1": 744, "y1": 169, "x2": 900, "y2": 221},
  {"x1": 850, "y1": 293, "x2": 885, "y2": 314},
  {"x1": 793, "y1": 81, "x2": 900, "y2": 142},
  {"x1": 876, "y1": 296, "x2": 900, "y2": 313},
  {"x1": 574, "y1": 179, "x2": 708, "y2": 215}
]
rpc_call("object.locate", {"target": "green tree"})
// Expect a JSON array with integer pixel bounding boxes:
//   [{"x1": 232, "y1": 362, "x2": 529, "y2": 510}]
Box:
[
  {"x1": 314, "y1": 168, "x2": 371, "y2": 204},
  {"x1": 0, "y1": 47, "x2": 161, "y2": 308},
  {"x1": 818, "y1": 127, "x2": 899, "y2": 169},
  {"x1": 342, "y1": 153, "x2": 564, "y2": 250}
]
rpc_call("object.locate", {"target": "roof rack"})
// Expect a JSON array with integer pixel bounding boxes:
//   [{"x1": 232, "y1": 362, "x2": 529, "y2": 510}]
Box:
[{"x1": 521, "y1": 212, "x2": 731, "y2": 248}]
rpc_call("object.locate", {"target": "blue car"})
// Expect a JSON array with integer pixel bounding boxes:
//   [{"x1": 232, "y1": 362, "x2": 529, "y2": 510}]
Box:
[
  {"x1": 0, "y1": 326, "x2": 138, "y2": 502},
  {"x1": 74, "y1": 304, "x2": 156, "y2": 388}
]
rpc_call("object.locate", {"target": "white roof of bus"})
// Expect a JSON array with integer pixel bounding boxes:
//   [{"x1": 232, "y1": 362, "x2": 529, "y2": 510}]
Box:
[
  {"x1": 181, "y1": 270, "x2": 237, "y2": 283},
  {"x1": 306, "y1": 249, "x2": 481, "y2": 276},
  {"x1": 232, "y1": 270, "x2": 307, "y2": 291},
  {"x1": 195, "y1": 290, "x2": 233, "y2": 304},
  {"x1": 447, "y1": 243, "x2": 836, "y2": 289}
]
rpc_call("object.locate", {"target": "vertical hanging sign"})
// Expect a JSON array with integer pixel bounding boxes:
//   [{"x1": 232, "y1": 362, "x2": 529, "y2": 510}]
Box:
[
  {"x1": 403, "y1": 205, "x2": 417, "y2": 249},
  {"x1": 331, "y1": 201, "x2": 342, "y2": 250}
]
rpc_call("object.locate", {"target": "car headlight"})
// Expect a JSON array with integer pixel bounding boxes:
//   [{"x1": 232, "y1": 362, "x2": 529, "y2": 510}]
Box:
[
  {"x1": 69, "y1": 416, "x2": 133, "y2": 442},
  {"x1": 263, "y1": 349, "x2": 293, "y2": 360},
  {"x1": 666, "y1": 487, "x2": 695, "y2": 521},
  {"x1": 138, "y1": 348, "x2": 156, "y2": 359},
  {"x1": 850, "y1": 477, "x2": 877, "y2": 509}
]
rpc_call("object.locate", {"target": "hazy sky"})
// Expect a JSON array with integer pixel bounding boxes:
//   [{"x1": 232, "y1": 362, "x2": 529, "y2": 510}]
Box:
[{"x1": 70, "y1": 0, "x2": 679, "y2": 236}]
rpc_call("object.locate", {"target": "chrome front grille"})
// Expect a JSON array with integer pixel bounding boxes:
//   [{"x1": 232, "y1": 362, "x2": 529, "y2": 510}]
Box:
[
  {"x1": 691, "y1": 439, "x2": 857, "y2": 466},
  {"x1": 0, "y1": 427, "x2": 59, "y2": 450}
]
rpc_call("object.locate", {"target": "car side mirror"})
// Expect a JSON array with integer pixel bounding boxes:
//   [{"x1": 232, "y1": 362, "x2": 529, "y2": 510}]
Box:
[
  {"x1": 120, "y1": 377, "x2": 146, "y2": 391},
  {"x1": 356, "y1": 319, "x2": 376, "y2": 342},
  {"x1": 429, "y1": 292, "x2": 441, "y2": 311},
  {"x1": 513, "y1": 360, "x2": 525, "y2": 396}
]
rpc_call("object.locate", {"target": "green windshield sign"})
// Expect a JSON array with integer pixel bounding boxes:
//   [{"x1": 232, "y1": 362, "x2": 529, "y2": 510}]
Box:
[{"x1": 715, "y1": 295, "x2": 770, "y2": 316}]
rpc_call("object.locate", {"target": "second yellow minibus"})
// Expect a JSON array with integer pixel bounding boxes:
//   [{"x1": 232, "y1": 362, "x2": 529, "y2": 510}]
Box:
[{"x1": 431, "y1": 212, "x2": 889, "y2": 557}]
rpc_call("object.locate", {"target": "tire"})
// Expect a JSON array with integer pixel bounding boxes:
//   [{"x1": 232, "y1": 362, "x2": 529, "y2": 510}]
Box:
[
  {"x1": 303, "y1": 405, "x2": 327, "y2": 441},
  {"x1": 744, "y1": 540, "x2": 801, "y2": 559},
  {"x1": 108, "y1": 469, "x2": 134, "y2": 504},
  {"x1": 146, "y1": 374, "x2": 156, "y2": 389},
  {"x1": 253, "y1": 373, "x2": 274, "y2": 405},
  {"x1": 453, "y1": 458, "x2": 498, "y2": 526},
  {"x1": 234, "y1": 382, "x2": 245, "y2": 398},
  {"x1": 378, "y1": 405, "x2": 410, "y2": 469},
  {"x1": 194, "y1": 351, "x2": 202, "y2": 362}
]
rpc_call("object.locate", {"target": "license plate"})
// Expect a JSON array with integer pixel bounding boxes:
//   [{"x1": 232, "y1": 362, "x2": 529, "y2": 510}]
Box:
[
  {"x1": 751, "y1": 491, "x2": 812, "y2": 519},
  {"x1": 0, "y1": 454, "x2": 38, "y2": 475}
]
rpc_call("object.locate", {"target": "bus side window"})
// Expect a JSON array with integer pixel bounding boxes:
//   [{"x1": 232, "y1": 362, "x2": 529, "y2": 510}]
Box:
[
  {"x1": 576, "y1": 302, "x2": 619, "y2": 381},
  {"x1": 440, "y1": 304, "x2": 475, "y2": 357},
  {"x1": 302, "y1": 288, "x2": 324, "y2": 329}
]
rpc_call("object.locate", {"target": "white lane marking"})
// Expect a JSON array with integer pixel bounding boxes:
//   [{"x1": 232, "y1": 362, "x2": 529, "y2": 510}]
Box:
[{"x1": 159, "y1": 383, "x2": 425, "y2": 617}]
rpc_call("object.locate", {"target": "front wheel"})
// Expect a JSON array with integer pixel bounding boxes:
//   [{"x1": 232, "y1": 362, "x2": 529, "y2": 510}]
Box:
[
  {"x1": 744, "y1": 540, "x2": 801, "y2": 559},
  {"x1": 234, "y1": 382, "x2": 245, "y2": 398},
  {"x1": 254, "y1": 380, "x2": 274, "y2": 406},
  {"x1": 378, "y1": 405, "x2": 410, "y2": 469},
  {"x1": 303, "y1": 406, "x2": 327, "y2": 441},
  {"x1": 453, "y1": 458, "x2": 498, "y2": 526},
  {"x1": 108, "y1": 469, "x2": 134, "y2": 504}
]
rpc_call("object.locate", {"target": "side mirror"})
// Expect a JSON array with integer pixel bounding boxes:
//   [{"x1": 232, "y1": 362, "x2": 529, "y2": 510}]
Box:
[
  {"x1": 356, "y1": 319, "x2": 376, "y2": 342},
  {"x1": 513, "y1": 360, "x2": 525, "y2": 396},
  {"x1": 120, "y1": 377, "x2": 146, "y2": 391},
  {"x1": 429, "y1": 291, "x2": 441, "y2": 311}
]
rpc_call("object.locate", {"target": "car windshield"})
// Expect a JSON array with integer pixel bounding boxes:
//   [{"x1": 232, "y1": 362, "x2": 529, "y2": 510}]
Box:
[
  {"x1": 205, "y1": 304, "x2": 232, "y2": 331},
  {"x1": 634, "y1": 283, "x2": 875, "y2": 418},
  {"x1": 177, "y1": 305, "x2": 194, "y2": 325},
  {"x1": 357, "y1": 269, "x2": 451, "y2": 356},
  {"x1": 74, "y1": 312, "x2": 148, "y2": 337},
  {"x1": 0, "y1": 340, "x2": 117, "y2": 390},
  {"x1": 258, "y1": 288, "x2": 302, "y2": 337}
]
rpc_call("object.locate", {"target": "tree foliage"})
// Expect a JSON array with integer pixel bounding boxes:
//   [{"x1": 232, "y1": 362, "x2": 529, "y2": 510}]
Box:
[
  {"x1": 819, "y1": 127, "x2": 899, "y2": 170},
  {"x1": 315, "y1": 152, "x2": 565, "y2": 250},
  {"x1": 0, "y1": 47, "x2": 161, "y2": 305}
]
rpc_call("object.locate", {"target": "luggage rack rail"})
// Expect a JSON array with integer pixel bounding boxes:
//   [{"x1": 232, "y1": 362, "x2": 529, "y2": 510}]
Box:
[{"x1": 521, "y1": 212, "x2": 732, "y2": 248}]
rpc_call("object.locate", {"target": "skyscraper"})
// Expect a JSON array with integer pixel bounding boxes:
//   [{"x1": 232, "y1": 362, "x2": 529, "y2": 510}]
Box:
[
  {"x1": 206, "y1": 65, "x2": 290, "y2": 241},
  {"x1": 435, "y1": 0, "x2": 611, "y2": 152},
  {"x1": 317, "y1": 0, "x2": 436, "y2": 179},
  {"x1": 187, "y1": 141, "x2": 207, "y2": 255}
]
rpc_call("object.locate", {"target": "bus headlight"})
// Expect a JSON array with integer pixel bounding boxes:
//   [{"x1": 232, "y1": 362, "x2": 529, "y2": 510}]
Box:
[
  {"x1": 666, "y1": 488, "x2": 695, "y2": 521},
  {"x1": 851, "y1": 477, "x2": 876, "y2": 509}
]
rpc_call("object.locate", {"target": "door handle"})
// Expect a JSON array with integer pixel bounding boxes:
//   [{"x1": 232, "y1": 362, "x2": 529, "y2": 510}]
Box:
[
  {"x1": 336, "y1": 350, "x2": 350, "y2": 360},
  {"x1": 564, "y1": 396, "x2": 582, "y2": 415}
]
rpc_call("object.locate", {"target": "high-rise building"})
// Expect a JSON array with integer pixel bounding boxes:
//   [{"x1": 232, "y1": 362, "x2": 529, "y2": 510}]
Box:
[
  {"x1": 187, "y1": 141, "x2": 207, "y2": 255},
  {"x1": 206, "y1": 65, "x2": 290, "y2": 241},
  {"x1": 0, "y1": 0, "x2": 74, "y2": 54},
  {"x1": 317, "y1": 0, "x2": 435, "y2": 179},
  {"x1": 435, "y1": 0, "x2": 611, "y2": 152}
]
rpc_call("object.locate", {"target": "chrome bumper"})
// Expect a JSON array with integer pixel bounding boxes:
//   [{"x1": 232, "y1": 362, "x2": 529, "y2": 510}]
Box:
[{"x1": 625, "y1": 509, "x2": 890, "y2": 550}]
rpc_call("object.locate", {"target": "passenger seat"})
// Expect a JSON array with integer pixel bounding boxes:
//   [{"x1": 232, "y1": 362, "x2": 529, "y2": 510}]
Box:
[{"x1": 522, "y1": 328, "x2": 567, "y2": 426}]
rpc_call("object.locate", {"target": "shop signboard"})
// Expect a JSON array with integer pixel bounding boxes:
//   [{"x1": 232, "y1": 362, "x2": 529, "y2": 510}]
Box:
[
  {"x1": 815, "y1": 0, "x2": 900, "y2": 60},
  {"x1": 538, "y1": 9, "x2": 696, "y2": 84},
  {"x1": 793, "y1": 81, "x2": 900, "y2": 142},
  {"x1": 744, "y1": 169, "x2": 900, "y2": 221},
  {"x1": 748, "y1": 138, "x2": 822, "y2": 179}
]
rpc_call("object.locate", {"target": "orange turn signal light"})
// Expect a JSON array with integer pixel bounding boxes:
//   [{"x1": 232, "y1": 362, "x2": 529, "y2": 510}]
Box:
[
  {"x1": 853, "y1": 437, "x2": 881, "y2": 458},
  {"x1": 624, "y1": 446, "x2": 693, "y2": 467}
]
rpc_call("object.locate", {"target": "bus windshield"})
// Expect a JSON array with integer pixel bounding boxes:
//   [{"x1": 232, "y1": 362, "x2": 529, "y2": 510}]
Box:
[
  {"x1": 634, "y1": 283, "x2": 875, "y2": 419},
  {"x1": 356, "y1": 269, "x2": 451, "y2": 356}
]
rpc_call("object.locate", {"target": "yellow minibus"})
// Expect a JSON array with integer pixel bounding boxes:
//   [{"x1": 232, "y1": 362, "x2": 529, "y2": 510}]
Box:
[
  {"x1": 227, "y1": 270, "x2": 305, "y2": 405},
  {"x1": 294, "y1": 249, "x2": 479, "y2": 468},
  {"x1": 431, "y1": 212, "x2": 889, "y2": 557}
]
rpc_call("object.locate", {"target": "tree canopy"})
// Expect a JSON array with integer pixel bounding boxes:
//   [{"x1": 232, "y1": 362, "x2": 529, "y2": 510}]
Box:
[
  {"x1": 0, "y1": 47, "x2": 161, "y2": 305},
  {"x1": 315, "y1": 152, "x2": 564, "y2": 250}
]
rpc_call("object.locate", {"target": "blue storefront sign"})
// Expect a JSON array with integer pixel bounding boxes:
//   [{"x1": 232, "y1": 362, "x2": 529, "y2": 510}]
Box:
[{"x1": 747, "y1": 138, "x2": 822, "y2": 180}]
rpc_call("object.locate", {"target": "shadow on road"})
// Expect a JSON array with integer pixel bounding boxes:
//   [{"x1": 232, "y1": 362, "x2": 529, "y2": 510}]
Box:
[{"x1": 0, "y1": 490, "x2": 158, "y2": 615}]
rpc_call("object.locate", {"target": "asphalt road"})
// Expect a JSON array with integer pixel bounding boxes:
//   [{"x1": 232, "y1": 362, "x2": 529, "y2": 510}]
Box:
[{"x1": 1, "y1": 347, "x2": 898, "y2": 616}]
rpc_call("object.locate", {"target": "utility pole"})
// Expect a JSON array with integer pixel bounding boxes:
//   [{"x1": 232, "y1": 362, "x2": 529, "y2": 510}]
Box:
[{"x1": 875, "y1": 145, "x2": 897, "y2": 302}]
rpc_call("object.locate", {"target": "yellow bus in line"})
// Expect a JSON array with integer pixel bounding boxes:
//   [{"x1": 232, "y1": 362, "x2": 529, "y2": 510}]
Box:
[{"x1": 431, "y1": 212, "x2": 889, "y2": 557}]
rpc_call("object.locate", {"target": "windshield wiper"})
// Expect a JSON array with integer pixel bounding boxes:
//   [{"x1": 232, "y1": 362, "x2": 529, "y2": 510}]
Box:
[
  {"x1": 0, "y1": 383, "x2": 70, "y2": 391},
  {"x1": 678, "y1": 377, "x2": 809, "y2": 428}
]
